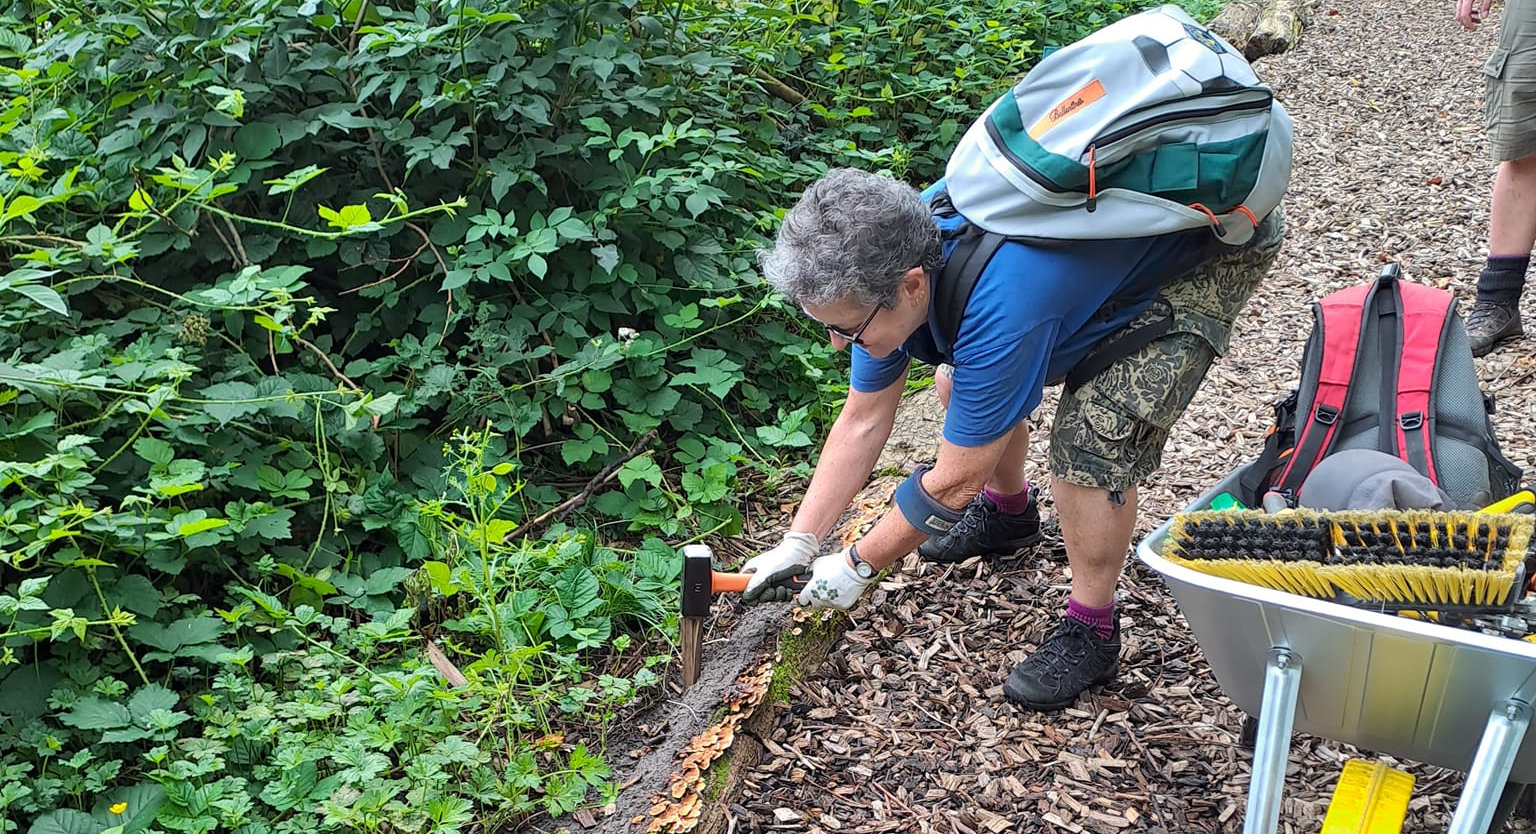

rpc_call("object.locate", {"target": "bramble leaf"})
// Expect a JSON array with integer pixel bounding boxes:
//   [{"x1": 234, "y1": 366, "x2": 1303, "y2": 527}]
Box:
[
  {"x1": 318, "y1": 203, "x2": 375, "y2": 230},
  {"x1": 61, "y1": 698, "x2": 131, "y2": 730}
]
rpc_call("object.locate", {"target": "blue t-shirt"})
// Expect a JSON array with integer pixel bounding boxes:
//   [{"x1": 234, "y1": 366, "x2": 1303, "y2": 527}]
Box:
[{"x1": 850, "y1": 181, "x2": 1216, "y2": 447}]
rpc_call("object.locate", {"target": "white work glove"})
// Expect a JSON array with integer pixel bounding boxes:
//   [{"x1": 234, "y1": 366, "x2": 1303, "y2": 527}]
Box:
[
  {"x1": 741, "y1": 532, "x2": 819, "y2": 603},
  {"x1": 797, "y1": 548, "x2": 874, "y2": 611}
]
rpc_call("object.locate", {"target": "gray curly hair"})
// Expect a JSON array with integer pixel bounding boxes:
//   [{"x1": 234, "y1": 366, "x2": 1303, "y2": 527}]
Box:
[{"x1": 758, "y1": 168, "x2": 943, "y2": 309}]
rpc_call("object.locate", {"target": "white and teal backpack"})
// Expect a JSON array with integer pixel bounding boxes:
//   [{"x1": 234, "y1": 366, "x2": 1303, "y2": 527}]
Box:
[{"x1": 944, "y1": 4, "x2": 1293, "y2": 247}]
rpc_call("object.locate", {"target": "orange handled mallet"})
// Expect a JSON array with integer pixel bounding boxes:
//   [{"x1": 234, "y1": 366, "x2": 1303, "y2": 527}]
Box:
[{"x1": 680, "y1": 544, "x2": 809, "y2": 687}]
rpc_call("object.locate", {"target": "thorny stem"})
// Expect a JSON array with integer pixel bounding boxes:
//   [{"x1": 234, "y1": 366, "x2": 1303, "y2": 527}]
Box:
[
  {"x1": 87, "y1": 568, "x2": 151, "y2": 686},
  {"x1": 195, "y1": 199, "x2": 465, "y2": 239},
  {"x1": 92, "y1": 405, "x2": 160, "y2": 476}
]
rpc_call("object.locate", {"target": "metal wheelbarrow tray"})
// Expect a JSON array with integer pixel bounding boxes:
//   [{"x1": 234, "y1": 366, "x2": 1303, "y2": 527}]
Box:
[{"x1": 1136, "y1": 466, "x2": 1536, "y2": 834}]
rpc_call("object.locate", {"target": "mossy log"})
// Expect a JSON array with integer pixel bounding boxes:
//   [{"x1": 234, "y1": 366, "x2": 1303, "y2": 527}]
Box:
[
  {"x1": 1248, "y1": 0, "x2": 1311, "y2": 60},
  {"x1": 1210, "y1": 0, "x2": 1313, "y2": 61},
  {"x1": 1209, "y1": 0, "x2": 1263, "y2": 50}
]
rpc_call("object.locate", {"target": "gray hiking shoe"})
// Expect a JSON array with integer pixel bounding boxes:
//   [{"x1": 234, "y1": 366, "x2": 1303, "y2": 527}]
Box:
[
  {"x1": 1467, "y1": 297, "x2": 1523, "y2": 357},
  {"x1": 916, "y1": 490, "x2": 1042, "y2": 563},
  {"x1": 1003, "y1": 615, "x2": 1120, "y2": 711}
]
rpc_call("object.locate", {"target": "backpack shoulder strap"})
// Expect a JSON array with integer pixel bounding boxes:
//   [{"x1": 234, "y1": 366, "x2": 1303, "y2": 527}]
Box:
[
  {"x1": 1272, "y1": 281, "x2": 1378, "y2": 495},
  {"x1": 933, "y1": 190, "x2": 1007, "y2": 355},
  {"x1": 1394, "y1": 277, "x2": 1454, "y2": 482},
  {"x1": 929, "y1": 186, "x2": 1106, "y2": 355},
  {"x1": 1239, "y1": 390, "x2": 1298, "y2": 505}
]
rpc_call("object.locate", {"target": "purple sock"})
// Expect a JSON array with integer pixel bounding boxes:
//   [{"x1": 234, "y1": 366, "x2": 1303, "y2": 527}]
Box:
[
  {"x1": 983, "y1": 483, "x2": 1032, "y2": 515},
  {"x1": 1066, "y1": 596, "x2": 1117, "y2": 641}
]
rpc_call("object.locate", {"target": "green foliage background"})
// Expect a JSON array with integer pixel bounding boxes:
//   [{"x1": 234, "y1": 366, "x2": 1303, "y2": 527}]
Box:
[{"x1": 0, "y1": 0, "x2": 1219, "y2": 830}]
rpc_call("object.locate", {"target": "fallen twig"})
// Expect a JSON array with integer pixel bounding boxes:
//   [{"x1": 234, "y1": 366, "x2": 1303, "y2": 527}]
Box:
[
  {"x1": 425, "y1": 641, "x2": 468, "y2": 687},
  {"x1": 503, "y1": 429, "x2": 659, "y2": 543}
]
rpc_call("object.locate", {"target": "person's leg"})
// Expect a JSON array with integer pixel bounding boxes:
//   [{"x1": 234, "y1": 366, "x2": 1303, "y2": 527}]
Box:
[
  {"x1": 1488, "y1": 154, "x2": 1536, "y2": 257},
  {"x1": 1049, "y1": 479, "x2": 1138, "y2": 645},
  {"x1": 1051, "y1": 479, "x2": 1138, "y2": 608},
  {"x1": 1004, "y1": 208, "x2": 1285, "y2": 711},
  {"x1": 1468, "y1": 155, "x2": 1536, "y2": 354},
  {"x1": 917, "y1": 366, "x2": 1041, "y2": 562},
  {"x1": 1471, "y1": 0, "x2": 1536, "y2": 355},
  {"x1": 932, "y1": 366, "x2": 1031, "y2": 493}
]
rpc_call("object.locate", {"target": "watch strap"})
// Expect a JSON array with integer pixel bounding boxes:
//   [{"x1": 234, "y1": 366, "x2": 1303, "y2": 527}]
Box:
[{"x1": 848, "y1": 544, "x2": 875, "y2": 579}]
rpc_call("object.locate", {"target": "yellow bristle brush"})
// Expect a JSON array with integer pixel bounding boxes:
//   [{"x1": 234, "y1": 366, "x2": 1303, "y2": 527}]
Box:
[{"x1": 1164, "y1": 509, "x2": 1533, "y2": 609}]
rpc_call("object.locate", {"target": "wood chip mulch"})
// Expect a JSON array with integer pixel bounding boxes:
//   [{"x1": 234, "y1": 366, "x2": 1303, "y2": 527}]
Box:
[{"x1": 732, "y1": 0, "x2": 1536, "y2": 830}]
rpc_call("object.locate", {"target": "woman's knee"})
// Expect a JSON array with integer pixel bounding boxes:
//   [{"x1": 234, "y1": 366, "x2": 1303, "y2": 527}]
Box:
[{"x1": 935, "y1": 363, "x2": 954, "y2": 408}]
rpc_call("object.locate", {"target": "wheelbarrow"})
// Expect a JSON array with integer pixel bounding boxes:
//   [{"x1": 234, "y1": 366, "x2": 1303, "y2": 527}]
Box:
[{"x1": 1136, "y1": 466, "x2": 1536, "y2": 834}]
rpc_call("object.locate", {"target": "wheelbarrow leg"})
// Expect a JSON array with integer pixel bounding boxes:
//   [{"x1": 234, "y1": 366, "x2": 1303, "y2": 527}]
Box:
[
  {"x1": 1448, "y1": 700, "x2": 1531, "y2": 834},
  {"x1": 1244, "y1": 648, "x2": 1301, "y2": 834},
  {"x1": 1484, "y1": 781, "x2": 1529, "y2": 834}
]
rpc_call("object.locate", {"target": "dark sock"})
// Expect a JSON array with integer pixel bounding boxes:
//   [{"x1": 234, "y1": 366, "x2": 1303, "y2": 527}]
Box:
[
  {"x1": 1066, "y1": 596, "x2": 1116, "y2": 642},
  {"x1": 1476, "y1": 255, "x2": 1530, "y2": 304},
  {"x1": 983, "y1": 484, "x2": 1032, "y2": 515}
]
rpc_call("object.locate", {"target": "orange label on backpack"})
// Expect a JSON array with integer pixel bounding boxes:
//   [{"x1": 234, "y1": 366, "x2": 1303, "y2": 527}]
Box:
[{"x1": 1027, "y1": 79, "x2": 1106, "y2": 140}]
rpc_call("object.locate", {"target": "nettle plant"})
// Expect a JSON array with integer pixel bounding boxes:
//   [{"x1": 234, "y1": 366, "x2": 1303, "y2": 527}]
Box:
[{"x1": 415, "y1": 428, "x2": 676, "y2": 726}]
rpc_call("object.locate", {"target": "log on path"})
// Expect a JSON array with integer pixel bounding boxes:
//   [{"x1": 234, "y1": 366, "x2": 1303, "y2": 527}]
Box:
[{"x1": 1210, "y1": 0, "x2": 1315, "y2": 60}]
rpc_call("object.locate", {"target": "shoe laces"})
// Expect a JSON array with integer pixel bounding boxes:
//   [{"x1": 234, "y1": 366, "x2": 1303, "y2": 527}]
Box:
[
  {"x1": 946, "y1": 495, "x2": 993, "y2": 540},
  {"x1": 1033, "y1": 619, "x2": 1099, "y2": 675},
  {"x1": 1468, "y1": 299, "x2": 1511, "y2": 328}
]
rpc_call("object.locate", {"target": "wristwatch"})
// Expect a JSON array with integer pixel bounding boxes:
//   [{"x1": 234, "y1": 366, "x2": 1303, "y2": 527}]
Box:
[{"x1": 848, "y1": 543, "x2": 876, "y2": 580}]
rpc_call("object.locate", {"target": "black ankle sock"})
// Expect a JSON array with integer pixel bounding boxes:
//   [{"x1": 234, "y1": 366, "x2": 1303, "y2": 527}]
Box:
[{"x1": 1477, "y1": 256, "x2": 1530, "y2": 304}]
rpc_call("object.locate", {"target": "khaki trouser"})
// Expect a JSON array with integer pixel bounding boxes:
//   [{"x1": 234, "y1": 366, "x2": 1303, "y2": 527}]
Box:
[{"x1": 1485, "y1": 0, "x2": 1536, "y2": 161}]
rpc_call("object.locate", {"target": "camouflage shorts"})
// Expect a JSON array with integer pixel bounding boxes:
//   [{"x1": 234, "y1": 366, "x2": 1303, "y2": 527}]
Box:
[{"x1": 1048, "y1": 207, "x2": 1286, "y2": 492}]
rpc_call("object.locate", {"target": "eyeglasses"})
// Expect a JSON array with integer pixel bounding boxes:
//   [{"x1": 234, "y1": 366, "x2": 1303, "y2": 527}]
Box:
[{"x1": 816, "y1": 305, "x2": 881, "y2": 345}]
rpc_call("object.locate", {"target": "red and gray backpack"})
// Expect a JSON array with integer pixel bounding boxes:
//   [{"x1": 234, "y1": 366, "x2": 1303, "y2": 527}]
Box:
[{"x1": 1243, "y1": 264, "x2": 1521, "y2": 510}]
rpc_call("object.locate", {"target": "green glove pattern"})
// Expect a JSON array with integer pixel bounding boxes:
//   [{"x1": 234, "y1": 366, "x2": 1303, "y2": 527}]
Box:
[{"x1": 796, "y1": 549, "x2": 872, "y2": 612}]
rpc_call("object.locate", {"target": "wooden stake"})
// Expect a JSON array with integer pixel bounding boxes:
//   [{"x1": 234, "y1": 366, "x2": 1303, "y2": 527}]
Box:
[{"x1": 680, "y1": 617, "x2": 705, "y2": 688}]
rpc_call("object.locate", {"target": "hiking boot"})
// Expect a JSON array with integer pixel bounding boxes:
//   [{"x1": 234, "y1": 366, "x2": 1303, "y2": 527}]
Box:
[
  {"x1": 916, "y1": 490, "x2": 1042, "y2": 563},
  {"x1": 1003, "y1": 615, "x2": 1120, "y2": 711},
  {"x1": 1467, "y1": 296, "x2": 1524, "y2": 357}
]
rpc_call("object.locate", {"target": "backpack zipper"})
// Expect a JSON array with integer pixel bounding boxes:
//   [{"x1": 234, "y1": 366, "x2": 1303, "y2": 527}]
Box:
[
  {"x1": 1092, "y1": 90, "x2": 1272, "y2": 149},
  {"x1": 983, "y1": 89, "x2": 1273, "y2": 196},
  {"x1": 1086, "y1": 145, "x2": 1098, "y2": 212},
  {"x1": 984, "y1": 118, "x2": 1077, "y2": 194}
]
